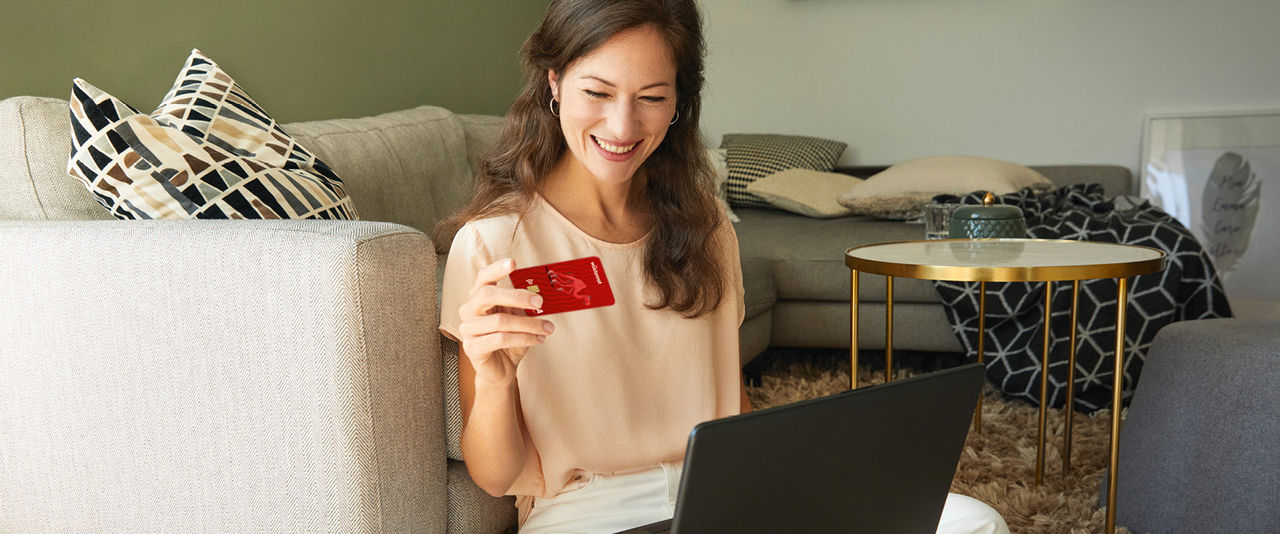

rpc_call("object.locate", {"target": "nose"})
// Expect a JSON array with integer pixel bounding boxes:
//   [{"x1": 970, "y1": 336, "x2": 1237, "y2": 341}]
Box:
[{"x1": 605, "y1": 99, "x2": 641, "y2": 141}]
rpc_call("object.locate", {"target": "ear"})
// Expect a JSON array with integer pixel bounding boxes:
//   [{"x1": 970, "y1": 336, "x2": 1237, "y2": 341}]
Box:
[{"x1": 547, "y1": 70, "x2": 560, "y2": 100}]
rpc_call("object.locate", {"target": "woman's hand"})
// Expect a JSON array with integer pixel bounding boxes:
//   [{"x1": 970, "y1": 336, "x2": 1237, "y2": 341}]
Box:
[{"x1": 457, "y1": 258, "x2": 555, "y2": 387}]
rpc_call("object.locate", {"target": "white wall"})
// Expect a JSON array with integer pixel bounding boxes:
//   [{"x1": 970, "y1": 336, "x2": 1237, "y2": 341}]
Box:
[{"x1": 699, "y1": 0, "x2": 1280, "y2": 176}]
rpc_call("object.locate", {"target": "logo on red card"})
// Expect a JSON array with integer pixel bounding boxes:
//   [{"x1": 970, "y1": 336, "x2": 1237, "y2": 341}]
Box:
[{"x1": 509, "y1": 256, "x2": 615, "y2": 316}]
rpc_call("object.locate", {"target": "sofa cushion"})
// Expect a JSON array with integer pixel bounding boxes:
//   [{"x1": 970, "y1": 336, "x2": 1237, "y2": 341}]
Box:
[
  {"x1": 733, "y1": 207, "x2": 941, "y2": 304},
  {"x1": 456, "y1": 113, "x2": 504, "y2": 176},
  {"x1": 837, "y1": 155, "x2": 1053, "y2": 220},
  {"x1": 288, "y1": 107, "x2": 473, "y2": 234},
  {"x1": 720, "y1": 133, "x2": 846, "y2": 209},
  {"x1": 741, "y1": 255, "x2": 775, "y2": 321},
  {"x1": 770, "y1": 300, "x2": 963, "y2": 352},
  {"x1": 67, "y1": 50, "x2": 357, "y2": 220},
  {"x1": 0, "y1": 96, "x2": 114, "y2": 221}
]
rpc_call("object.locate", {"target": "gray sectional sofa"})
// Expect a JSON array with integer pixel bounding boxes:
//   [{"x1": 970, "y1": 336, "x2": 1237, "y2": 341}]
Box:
[
  {"x1": 0, "y1": 97, "x2": 1132, "y2": 532},
  {"x1": 734, "y1": 164, "x2": 1135, "y2": 362}
]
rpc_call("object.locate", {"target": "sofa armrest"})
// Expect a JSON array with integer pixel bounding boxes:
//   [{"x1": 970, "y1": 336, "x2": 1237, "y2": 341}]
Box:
[{"x1": 0, "y1": 220, "x2": 445, "y2": 532}]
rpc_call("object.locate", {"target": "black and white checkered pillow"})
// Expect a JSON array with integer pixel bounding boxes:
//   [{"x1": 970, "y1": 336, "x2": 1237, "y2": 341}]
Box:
[{"x1": 720, "y1": 133, "x2": 847, "y2": 208}]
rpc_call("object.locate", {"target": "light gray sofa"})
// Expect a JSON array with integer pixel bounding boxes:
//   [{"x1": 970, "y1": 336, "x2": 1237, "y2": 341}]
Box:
[
  {"x1": 0, "y1": 95, "x2": 1132, "y2": 532},
  {"x1": 1, "y1": 97, "x2": 514, "y2": 533}
]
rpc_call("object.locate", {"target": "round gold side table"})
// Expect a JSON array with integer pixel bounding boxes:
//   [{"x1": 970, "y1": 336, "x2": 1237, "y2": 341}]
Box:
[{"x1": 845, "y1": 238, "x2": 1165, "y2": 534}]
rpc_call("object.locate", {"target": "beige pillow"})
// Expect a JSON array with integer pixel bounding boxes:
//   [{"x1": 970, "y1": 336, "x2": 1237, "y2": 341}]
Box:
[
  {"x1": 837, "y1": 155, "x2": 1052, "y2": 220},
  {"x1": 746, "y1": 168, "x2": 863, "y2": 218}
]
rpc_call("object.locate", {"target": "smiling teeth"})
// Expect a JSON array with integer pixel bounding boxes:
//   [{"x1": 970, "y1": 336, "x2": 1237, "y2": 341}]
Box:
[{"x1": 595, "y1": 137, "x2": 638, "y2": 154}]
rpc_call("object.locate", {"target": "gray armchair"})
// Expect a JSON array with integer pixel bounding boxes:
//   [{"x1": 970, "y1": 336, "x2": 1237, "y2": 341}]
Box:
[{"x1": 1107, "y1": 318, "x2": 1280, "y2": 533}]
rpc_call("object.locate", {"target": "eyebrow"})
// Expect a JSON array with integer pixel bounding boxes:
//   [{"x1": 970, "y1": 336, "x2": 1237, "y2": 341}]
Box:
[{"x1": 581, "y1": 75, "x2": 672, "y2": 90}]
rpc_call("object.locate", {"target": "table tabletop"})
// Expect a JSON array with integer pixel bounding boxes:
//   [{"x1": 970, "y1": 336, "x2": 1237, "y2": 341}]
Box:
[{"x1": 845, "y1": 239, "x2": 1166, "y2": 282}]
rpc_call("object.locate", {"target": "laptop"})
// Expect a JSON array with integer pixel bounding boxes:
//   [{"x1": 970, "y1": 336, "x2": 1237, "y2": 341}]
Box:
[{"x1": 617, "y1": 362, "x2": 985, "y2": 534}]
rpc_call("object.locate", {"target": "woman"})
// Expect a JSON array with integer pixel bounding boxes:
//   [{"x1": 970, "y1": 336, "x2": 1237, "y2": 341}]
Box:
[{"x1": 438, "y1": 1, "x2": 1008, "y2": 532}]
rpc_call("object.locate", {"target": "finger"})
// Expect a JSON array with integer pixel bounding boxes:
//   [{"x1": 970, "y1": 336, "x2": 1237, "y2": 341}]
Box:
[
  {"x1": 470, "y1": 258, "x2": 519, "y2": 295},
  {"x1": 463, "y1": 331, "x2": 546, "y2": 357},
  {"x1": 459, "y1": 312, "x2": 554, "y2": 340},
  {"x1": 495, "y1": 305, "x2": 531, "y2": 317},
  {"x1": 459, "y1": 286, "x2": 545, "y2": 319}
]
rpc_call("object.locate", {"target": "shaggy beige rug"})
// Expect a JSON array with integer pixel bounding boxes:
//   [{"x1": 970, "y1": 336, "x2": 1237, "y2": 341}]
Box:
[{"x1": 745, "y1": 349, "x2": 1133, "y2": 534}]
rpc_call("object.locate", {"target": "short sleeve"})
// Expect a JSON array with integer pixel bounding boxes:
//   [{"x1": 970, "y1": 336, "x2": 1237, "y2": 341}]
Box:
[
  {"x1": 723, "y1": 218, "x2": 746, "y2": 327},
  {"x1": 439, "y1": 222, "x2": 494, "y2": 342}
]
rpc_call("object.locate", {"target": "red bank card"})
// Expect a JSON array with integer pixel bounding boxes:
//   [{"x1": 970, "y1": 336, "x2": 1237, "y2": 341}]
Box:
[{"x1": 509, "y1": 256, "x2": 615, "y2": 316}]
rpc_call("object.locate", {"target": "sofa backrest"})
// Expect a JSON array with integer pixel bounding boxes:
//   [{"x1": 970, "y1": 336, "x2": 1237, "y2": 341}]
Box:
[
  {"x1": 0, "y1": 96, "x2": 506, "y2": 240},
  {"x1": 834, "y1": 164, "x2": 1136, "y2": 197},
  {"x1": 0, "y1": 96, "x2": 115, "y2": 222},
  {"x1": 284, "y1": 108, "x2": 504, "y2": 235}
]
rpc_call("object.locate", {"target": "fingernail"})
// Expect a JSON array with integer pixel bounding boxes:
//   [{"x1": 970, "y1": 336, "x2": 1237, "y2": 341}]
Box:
[
  {"x1": 537, "y1": 335, "x2": 546, "y2": 342},
  {"x1": 531, "y1": 296, "x2": 544, "y2": 308},
  {"x1": 543, "y1": 322, "x2": 555, "y2": 333},
  {"x1": 506, "y1": 258, "x2": 516, "y2": 268}
]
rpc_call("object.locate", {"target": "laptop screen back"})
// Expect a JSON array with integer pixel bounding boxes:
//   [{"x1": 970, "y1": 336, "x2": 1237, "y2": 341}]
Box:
[{"x1": 670, "y1": 363, "x2": 984, "y2": 533}]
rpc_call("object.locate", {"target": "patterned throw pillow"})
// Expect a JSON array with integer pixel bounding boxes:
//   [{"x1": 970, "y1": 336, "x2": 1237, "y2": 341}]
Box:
[
  {"x1": 66, "y1": 49, "x2": 357, "y2": 220},
  {"x1": 719, "y1": 133, "x2": 846, "y2": 209}
]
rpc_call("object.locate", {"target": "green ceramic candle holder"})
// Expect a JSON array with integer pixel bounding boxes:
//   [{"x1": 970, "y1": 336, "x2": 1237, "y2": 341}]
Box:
[{"x1": 948, "y1": 192, "x2": 1028, "y2": 239}]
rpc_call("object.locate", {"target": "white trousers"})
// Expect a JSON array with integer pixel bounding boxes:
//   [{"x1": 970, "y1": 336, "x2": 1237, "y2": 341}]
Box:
[{"x1": 519, "y1": 462, "x2": 1010, "y2": 534}]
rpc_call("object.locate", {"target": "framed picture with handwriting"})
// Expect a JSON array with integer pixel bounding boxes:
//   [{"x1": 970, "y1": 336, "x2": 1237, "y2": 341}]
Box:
[{"x1": 1140, "y1": 110, "x2": 1280, "y2": 319}]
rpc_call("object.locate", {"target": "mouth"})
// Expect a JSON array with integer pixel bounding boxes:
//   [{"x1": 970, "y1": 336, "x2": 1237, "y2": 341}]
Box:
[{"x1": 591, "y1": 135, "x2": 640, "y2": 160}]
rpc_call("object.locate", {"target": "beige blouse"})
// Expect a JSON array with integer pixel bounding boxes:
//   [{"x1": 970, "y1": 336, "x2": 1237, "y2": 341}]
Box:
[{"x1": 439, "y1": 194, "x2": 745, "y2": 518}]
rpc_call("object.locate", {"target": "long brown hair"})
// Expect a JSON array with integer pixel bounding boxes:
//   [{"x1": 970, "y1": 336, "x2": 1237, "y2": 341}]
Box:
[{"x1": 435, "y1": 0, "x2": 727, "y2": 318}]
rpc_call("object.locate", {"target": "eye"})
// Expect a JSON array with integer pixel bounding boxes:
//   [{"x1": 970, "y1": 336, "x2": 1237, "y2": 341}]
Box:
[
  {"x1": 640, "y1": 96, "x2": 668, "y2": 103},
  {"x1": 583, "y1": 89, "x2": 609, "y2": 99}
]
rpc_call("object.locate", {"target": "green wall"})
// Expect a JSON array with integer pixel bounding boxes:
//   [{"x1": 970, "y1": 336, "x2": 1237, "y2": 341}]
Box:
[{"x1": 0, "y1": 0, "x2": 548, "y2": 121}]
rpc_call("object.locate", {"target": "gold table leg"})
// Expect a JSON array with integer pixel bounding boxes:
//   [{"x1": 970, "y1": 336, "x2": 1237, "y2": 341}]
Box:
[
  {"x1": 1106, "y1": 278, "x2": 1129, "y2": 534},
  {"x1": 1036, "y1": 281, "x2": 1052, "y2": 486},
  {"x1": 1064, "y1": 280, "x2": 1079, "y2": 475},
  {"x1": 885, "y1": 275, "x2": 894, "y2": 382},
  {"x1": 850, "y1": 270, "x2": 859, "y2": 390},
  {"x1": 975, "y1": 281, "x2": 986, "y2": 432}
]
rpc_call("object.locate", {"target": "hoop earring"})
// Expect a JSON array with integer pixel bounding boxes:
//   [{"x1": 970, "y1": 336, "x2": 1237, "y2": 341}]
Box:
[
  {"x1": 669, "y1": 108, "x2": 680, "y2": 125},
  {"x1": 549, "y1": 96, "x2": 560, "y2": 117}
]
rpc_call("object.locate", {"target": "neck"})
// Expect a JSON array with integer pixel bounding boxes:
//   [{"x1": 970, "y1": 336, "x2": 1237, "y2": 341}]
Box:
[{"x1": 540, "y1": 155, "x2": 651, "y2": 242}]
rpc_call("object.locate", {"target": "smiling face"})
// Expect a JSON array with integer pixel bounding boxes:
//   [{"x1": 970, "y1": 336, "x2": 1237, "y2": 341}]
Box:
[{"x1": 548, "y1": 25, "x2": 678, "y2": 188}]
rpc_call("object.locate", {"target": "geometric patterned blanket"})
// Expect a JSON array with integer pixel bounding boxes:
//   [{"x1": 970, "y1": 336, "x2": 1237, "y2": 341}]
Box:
[{"x1": 931, "y1": 184, "x2": 1232, "y2": 412}]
